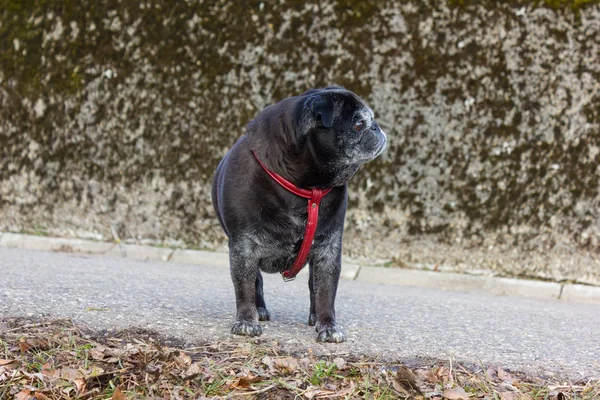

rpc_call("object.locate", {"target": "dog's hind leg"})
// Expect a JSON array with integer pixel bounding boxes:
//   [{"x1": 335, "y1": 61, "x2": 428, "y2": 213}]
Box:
[{"x1": 255, "y1": 270, "x2": 270, "y2": 321}]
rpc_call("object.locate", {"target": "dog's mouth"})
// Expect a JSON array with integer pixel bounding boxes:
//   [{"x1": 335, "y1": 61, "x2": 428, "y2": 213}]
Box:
[
  {"x1": 367, "y1": 130, "x2": 387, "y2": 160},
  {"x1": 374, "y1": 131, "x2": 387, "y2": 156},
  {"x1": 350, "y1": 138, "x2": 387, "y2": 165}
]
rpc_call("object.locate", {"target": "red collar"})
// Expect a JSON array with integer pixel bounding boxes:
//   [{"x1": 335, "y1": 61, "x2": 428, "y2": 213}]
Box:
[{"x1": 252, "y1": 150, "x2": 332, "y2": 281}]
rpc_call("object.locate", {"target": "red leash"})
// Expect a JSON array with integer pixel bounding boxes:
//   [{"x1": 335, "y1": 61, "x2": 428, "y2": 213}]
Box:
[{"x1": 252, "y1": 150, "x2": 332, "y2": 281}]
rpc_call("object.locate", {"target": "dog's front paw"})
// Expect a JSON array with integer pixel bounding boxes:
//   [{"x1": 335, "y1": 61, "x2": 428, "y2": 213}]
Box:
[
  {"x1": 257, "y1": 307, "x2": 270, "y2": 321},
  {"x1": 231, "y1": 320, "x2": 262, "y2": 337},
  {"x1": 308, "y1": 313, "x2": 316, "y2": 326},
  {"x1": 316, "y1": 326, "x2": 346, "y2": 343}
]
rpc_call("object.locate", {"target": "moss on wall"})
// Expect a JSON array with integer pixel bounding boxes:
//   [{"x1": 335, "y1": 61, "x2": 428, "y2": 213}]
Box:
[{"x1": 1, "y1": 0, "x2": 599, "y2": 283}]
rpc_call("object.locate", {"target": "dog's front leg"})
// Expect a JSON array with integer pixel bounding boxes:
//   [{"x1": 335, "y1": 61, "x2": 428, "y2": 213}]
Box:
[
  {"x1": 309, "y1": 240, "x2": 346, "y2": 343},
  {"x1": 229, "y1": 245, "x2": 262, "y2": 337}
]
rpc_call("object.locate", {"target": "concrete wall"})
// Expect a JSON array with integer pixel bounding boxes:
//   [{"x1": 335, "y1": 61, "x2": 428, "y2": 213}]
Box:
[{"x1": 1, "y1": 1, "x2": 599, "y2": 284}]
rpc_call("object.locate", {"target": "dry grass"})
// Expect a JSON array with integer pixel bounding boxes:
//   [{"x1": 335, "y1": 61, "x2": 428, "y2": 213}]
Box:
[{"x1": 0, "y1": 318, "x2": 597, "y2": 399}]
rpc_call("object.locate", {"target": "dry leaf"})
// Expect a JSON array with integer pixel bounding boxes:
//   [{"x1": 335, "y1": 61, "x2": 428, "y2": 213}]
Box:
[
  {"x1": 85, "y1": 366, "x2": 105, "y2": 378},
  {"x1": 273, "y1": 357, "x2": 299, "y2": 373},
  {"x1": 395, "y1": 365, "x2": 422, "y2": 393},
  {"x1": 182, "y1": 362, "x2": 206, "y2": 379},
  {"x1": 60, "y1": 367, "x2": 83, "y2": 380},
  {"x1": 436, "y1": 366, "x2": 447, "y2": 378},
  {"x1": 390, "y1": 378, "x2": 411, "y2": 396},
  {"x1": 262, "y1": 356, "x2": 278, "y2": 374},
  {"x1": 414, "y1": 368, "x2": 430, "y2": 382},
  {"x1": 34, "y1": 393, "x2": 51, "y2": 400},
  {"x1": 177, "y1": 351, "x2": 192, "y2": 366},
  {"x1": 112, "y1": 386, "x2": 126, "y2": 400},
  {"x1": 90, "y1": 349, "x2": 105, "y2": 360},
  {"x1": 486, "y1": 367, "x2": 498, "y2": 380},
  {"x1": 304, "y1": 389, "x2": 317, "y2": 399},
  {"x1": 19, "y1": 338, "x2": 48, "y2": 353},
  {"x1": 15, "y1": 390, "x2": 32, "y2": 400},
  {"x1": 499, "y1": 392, "x2": 518, "y2": 400},
  {"x1": 51, "y1": 379, "x2": 72, "y2": 388},
  {"x1": 19, "y1": 339, "x2": 33, "y2": 353},
  {"x1": 41, "y1": 364, "x2": 59, "y2": 379},
  {"x1": 304, "y1": 389, "x2": 333, "y2": 399},
  {"x1": 262, "y1": 356, "x2": 274, "y2": 369},
  {"x1": 0, "y1": 359, "x2": 18, "y2": 366},
  {"x1": 73, "y1": 378, "x2": 86, "y2": 392},
  {"x1": 443, "y1": 386, "x2": 469, "y2": 400},
  {"x1": 333, "y1": 357, "x2": 346, "y2": 369},
  {"x1": 498, "y1": 367, "x2": 517, "y2": 384},
  {"x1": 231, "y1": 374, "x2": 262, "y2": 389}
]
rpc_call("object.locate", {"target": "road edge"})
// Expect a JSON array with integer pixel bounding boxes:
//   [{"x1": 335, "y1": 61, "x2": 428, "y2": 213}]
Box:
[{"x1": 1, "y1": 232, "x2": 599, "y2": 304}]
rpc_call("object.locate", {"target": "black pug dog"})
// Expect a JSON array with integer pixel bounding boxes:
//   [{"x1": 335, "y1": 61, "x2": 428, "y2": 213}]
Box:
[{"x1": 211, "y1": 86, "x2": 386, "y2": 343}]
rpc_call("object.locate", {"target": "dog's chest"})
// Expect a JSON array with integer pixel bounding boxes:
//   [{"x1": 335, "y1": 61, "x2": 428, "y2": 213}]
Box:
[
  {"x1": 262, "y1": 213, "x2": 306, "y2": 253},
  {"x1": 253, "y1": 211, "x2": 310, "y2": 273}
]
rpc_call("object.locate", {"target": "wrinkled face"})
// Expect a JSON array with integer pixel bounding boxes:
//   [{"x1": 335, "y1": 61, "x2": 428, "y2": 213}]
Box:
[{"x1": 300, "y1": 87, "x2": 387, "y2": 168}]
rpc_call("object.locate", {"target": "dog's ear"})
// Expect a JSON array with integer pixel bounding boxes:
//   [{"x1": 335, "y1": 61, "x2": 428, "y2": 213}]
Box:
[
  {"x1": 313, "y1": 96, "x2": 334, "y2": 128},
  {"x1": 295, "y1": 93, "x2": 335, "y2": 146}
]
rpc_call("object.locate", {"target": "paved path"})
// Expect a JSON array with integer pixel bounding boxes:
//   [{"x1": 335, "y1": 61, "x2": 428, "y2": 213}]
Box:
[{"x1": 0, "y1": 247, "x2": 598, "y2": 379}]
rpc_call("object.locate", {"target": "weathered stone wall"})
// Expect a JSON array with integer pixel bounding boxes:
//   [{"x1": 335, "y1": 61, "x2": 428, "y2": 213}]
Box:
[{"x1": 1, "y1": 1, "x2": 599, "y2": 284}]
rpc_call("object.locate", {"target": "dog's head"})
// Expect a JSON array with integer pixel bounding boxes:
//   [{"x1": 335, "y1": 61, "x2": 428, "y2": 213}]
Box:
[
  {"x1": 248, "y1": 86, "x2": 387, "y2": 187},
  {"x1": 297, "y1": 87, "x2": 387, "y2": 171}
]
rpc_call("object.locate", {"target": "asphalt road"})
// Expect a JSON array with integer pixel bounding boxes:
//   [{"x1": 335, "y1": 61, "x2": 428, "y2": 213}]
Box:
[{"x1": 0, "y1": 247, "x2": 598, "y2": 379}]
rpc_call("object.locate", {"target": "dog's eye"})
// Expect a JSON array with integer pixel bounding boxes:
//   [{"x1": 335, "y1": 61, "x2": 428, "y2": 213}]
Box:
[{"x1": 353, "y1": 120, "x2": 365, "y2": 131}]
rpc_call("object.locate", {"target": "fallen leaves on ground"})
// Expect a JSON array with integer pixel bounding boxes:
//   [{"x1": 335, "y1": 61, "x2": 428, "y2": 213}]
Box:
[
  {"x1": 273, "y1": 356, "x2": 300, "y2": 374},
  {"x1": 443, "y1": 386, "x2": 469, "y2": 399},
  {"x1": 111, "y1": 386, "x2": 126, "y2": 400},
  {"x1": 0, "y1": 318, "x2": 597, "y2": 399}
]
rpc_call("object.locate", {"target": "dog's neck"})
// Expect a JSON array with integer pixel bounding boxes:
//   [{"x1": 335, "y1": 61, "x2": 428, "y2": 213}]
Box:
[
  {"x1": 248, "y1": 113, "x2": 359, "y2": 188},
  {"x1": 253, "y1": 146, "x2": 356, "y2": 189}
]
